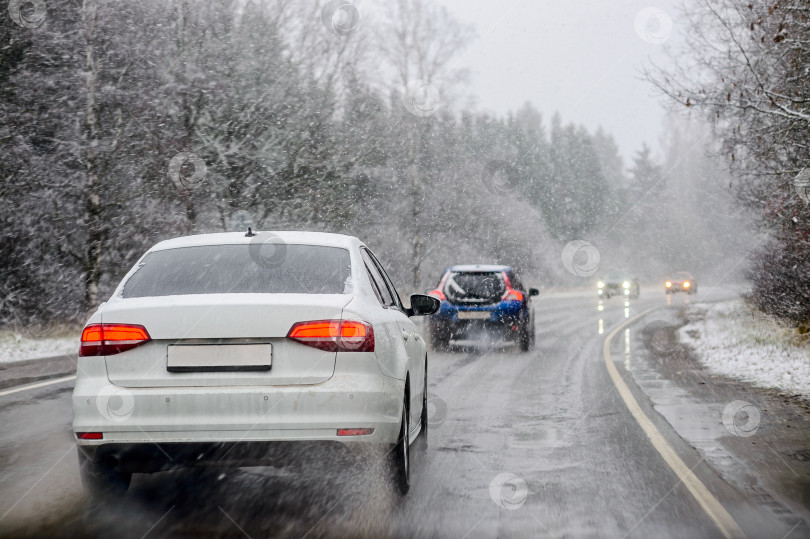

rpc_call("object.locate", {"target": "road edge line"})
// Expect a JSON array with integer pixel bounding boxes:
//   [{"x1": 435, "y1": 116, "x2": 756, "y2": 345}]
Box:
[
  {"x1": 0, "y1": 374, "x2": 77, "y2": 397},
  {"x1": 603, "y1": 307, "x2": 746, "y2": 539}
]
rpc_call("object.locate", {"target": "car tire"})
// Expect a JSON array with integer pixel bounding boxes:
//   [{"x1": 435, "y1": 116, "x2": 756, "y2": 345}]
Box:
[
  {"x1": 519, "y1": 321, "x2": 531, "y2": 352},
  {"x1": 390, "y1": 395, "x2": 410, "y2": 496},
  {"x1": 78, "y1": 451, "x2": 131, "y2": 498},
  {"x1": 418, "y1": 359, "x2": 428, "y2": 449}
]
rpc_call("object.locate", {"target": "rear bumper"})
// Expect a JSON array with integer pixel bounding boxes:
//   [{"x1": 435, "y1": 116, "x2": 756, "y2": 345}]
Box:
[
  {"x1": 431, "y1": 300, "x2": 524, "y2": 324},
  {"x1": 72, "y1": 355, "x2": 404, "y2": 458},
  {"x1": 77, "y1": 440, "x2": 374, "y2": 473}
]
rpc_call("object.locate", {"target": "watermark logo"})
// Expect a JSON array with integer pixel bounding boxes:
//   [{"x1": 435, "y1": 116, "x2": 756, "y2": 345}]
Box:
[
  {"x1": 641, "y1": 320, "x2": 683, "y2": 360},
  {"x1": 481, "y1": 160, "x2": 520, "y2": 195},
  {"x1": 248, "y1": 231, "x2": 288, "y2": 269},
  {"x1": 561, "y1": 240, "x2": 600, "y2": 277},
  {"x1": 489, "y1": 472, "x2": 528, "y2": 510},
  {"x1": 634, "y1": 7, "x2": 673, "y2": 45},
  {"x1": 794, "y1": 168, "x2": 810, "y2": 204},
  {"x1": 168, "y1": 151, "x2": 207, "y2": 191},
  {"x1": 8, "y1": 0, "x2": 46, "y2": 28},
  {"x1": 722, "y1": 400, "x2": 760, "y2": 437},
  {"x1": 427, "y1": 392, "x2": 447, "y2": 428},
  {"x1": 402, "y1": 80, "x2": 440, "y2": 117},
  {"x1": 96, "y1": 386, "x2": 135, "y2": 422},
  {"x1": 321, "y1": 0, "x2": 360, "y2": 37}
]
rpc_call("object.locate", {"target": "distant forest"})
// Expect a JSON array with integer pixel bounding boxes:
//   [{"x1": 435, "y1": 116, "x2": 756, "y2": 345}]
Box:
[{"x1": 1, "y1": 0, "x2": 756, "y2": 328}]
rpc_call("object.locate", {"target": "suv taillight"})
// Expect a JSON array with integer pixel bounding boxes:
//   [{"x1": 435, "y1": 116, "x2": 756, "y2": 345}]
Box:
[
  {"x1": 503, "y1": 289, "x2": 524, "y2": 301},
  {"x1": 428, "y1": 289, "x2": 446, "y2": 301},
  {"x1": 501, "y1": 272, "x2": 524, "y2": 301},
  {"x1": 80, "y1": 323, "x2": 151, "y2": 356},
  {"x1": 287, "y1": 320, "x2": 374, "y2": 352}
]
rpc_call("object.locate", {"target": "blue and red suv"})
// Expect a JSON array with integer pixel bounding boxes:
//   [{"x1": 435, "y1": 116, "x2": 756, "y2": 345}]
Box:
[{"x1": 426, "y1": 265, "x2": 539, "y2": 351}]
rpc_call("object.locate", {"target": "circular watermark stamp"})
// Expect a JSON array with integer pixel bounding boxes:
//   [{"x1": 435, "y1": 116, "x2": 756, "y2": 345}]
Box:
[
  {"x1": 634, "y1": 7, "x2": 673, "y2": 45},
  {"x1": 489, "y1": 472, "x2": 528, "y2": 510},
  {"x1": 722, "y1": 400, "x2": 760, "y2": 437},
  {"x1": 96, "y1": 386, "x2": 135, "y2": 422},
  {"x1": 168, "y1": 151, "x2": 207, "y2": 191},
  {"x1": 8, "y1": 0, "x2": 46, "y2": 28},
  {"x1": 481, "y1": 160, "x2": 520, "y2": 195},
  {"x1": 321, "y1": 0, "x2": 360, "y2": 37},
  {"x1": 641, "y1": 320, "x2": 682, "y2": 360},
  {"x1": 248, "y1": 231, "x2": 288, "y2": 269},
  {"x1": 402, "y1": 80, "x2": 440, "y2": 117},
  {"x1": 427, "y1": 392, "x2": 447, "y2": 428},
  {"x1": 794, "y1": 168, "x2": 810, "y2": 204},
  {"x1": 561, "y1": 240, "x2": 600, "y2": 277}
]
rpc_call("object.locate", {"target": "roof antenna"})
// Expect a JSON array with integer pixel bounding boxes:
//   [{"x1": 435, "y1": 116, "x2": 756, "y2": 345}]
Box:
[{"x1": 245, "y1": 227, "x2": 256, "y2": 237}]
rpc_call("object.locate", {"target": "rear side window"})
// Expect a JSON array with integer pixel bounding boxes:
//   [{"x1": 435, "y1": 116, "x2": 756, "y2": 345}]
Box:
[
  {"x1": 444, "y1": 272, "x2": 505, "y2": 303},
  {"x1": 364, "y1": 249, "x2": 403, "y2": 310},
  {"x1": 360, "y1": 249, "x2": 394, "y2": 307},
  {"x1": 122, "y1": 244, "x2": 351, "y2": 297}
]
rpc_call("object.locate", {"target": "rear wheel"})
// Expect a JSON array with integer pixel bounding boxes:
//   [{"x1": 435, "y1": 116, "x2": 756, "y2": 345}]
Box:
[
  {"x1": 78, "y1": 451, "x2": 131, "y2": 498},
  {"x1": 519, "y1": 320, "x2": 532, "y2": 352},
  {"x1": 390, "y1": 396, "x2": 410, "y2": 495},
  {"x1": 418, "y1": 360, "x2": 428, "y2": 448}
]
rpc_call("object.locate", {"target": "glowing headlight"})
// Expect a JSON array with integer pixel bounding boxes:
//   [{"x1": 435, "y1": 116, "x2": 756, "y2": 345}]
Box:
[
  {"x1": 622, "y1": 281, "x2": 630, "y2": 289},
  {"x1": 597, "y1": 281, "x2": 605, "y2": 288},
  {"x1": 665, "y1": 281, "x2": 672, "y2": 287},
  {"x1": 683, "y1": 281, "x2": 691, "y2": 288}
]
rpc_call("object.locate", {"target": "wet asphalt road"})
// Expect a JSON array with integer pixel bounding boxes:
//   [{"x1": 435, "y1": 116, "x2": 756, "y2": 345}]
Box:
[{"x1": 0, "y1": 287, "x2": 807, "y2": 538}]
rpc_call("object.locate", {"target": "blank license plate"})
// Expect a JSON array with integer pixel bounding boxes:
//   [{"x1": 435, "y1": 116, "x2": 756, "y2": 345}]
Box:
[
  {"x1": 457, "y1": 311, "x2": 491, "y2": 320},
  {"x1": 167, "y1": 344, "x2": 272, "y2": 372}
]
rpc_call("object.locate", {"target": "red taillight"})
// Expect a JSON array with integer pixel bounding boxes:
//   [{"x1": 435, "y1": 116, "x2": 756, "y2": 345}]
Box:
[
  {"x1": 503, "y1": 289, "x2": 524, "y2": 301},
  {"x1": 80, "y1": 323, "x2": 151, "y2": 357},
  {"x1": 337, "y1": 428, "x2": 374, "y2": 436},
  {"x1": 77, "y1": 432, "x2": 103, "y2": 440},
  {"x1": 428, "y1": 289, "x2": 446, "y2": 301},
  {"x1": 501, "y1": 272, "x2": 524, "y2": 301},
  {"x1": 287, "y1": 320, "x2": 374, "y2": 352}
]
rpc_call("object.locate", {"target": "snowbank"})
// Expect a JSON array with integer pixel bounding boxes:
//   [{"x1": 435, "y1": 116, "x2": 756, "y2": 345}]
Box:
[
  {"x1": 0, "y1": 330, "x2": 78, "y2": 363},
  {"x1": 679, "y1": 300, "x2": 810, "y2": 399}
]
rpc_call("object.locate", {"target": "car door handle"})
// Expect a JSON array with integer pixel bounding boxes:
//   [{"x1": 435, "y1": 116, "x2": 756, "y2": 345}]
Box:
[{"x1": 401, "y1": 331, "x2": 410, "y2": 341}]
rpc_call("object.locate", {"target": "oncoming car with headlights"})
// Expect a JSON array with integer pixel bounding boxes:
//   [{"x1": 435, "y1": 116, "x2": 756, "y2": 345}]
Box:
[
  {"x1": 665, "y1": 271, "x2": 698, "y2": 295},
  {"x1": 72, "y1": 231, "x2": 439, "y2": 497},
  {"x1": 596, "y1": 270, "x2": 640, "y2": 299}
]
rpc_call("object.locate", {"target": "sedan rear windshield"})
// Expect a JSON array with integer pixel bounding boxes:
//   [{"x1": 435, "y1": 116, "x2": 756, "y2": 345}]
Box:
[
  {"x1": 444, "y1": 271, "x2": 506, "y2": 303},
  {"x1": 122, "y1": 244, "x2": 351, "y2": 297}
]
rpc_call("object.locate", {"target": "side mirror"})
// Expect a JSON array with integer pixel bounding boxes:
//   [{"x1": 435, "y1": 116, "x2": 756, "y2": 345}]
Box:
[
  {"x1": 407, "y1": 294, "x2": 441, "y2": 317},
  {"x1": 529, "y1": 288, "x2": 540, "y2": 297}
]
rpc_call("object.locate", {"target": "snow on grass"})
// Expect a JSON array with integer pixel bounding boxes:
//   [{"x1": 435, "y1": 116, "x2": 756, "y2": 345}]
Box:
[
  {"x1": 679, "y1": 300, "x2": 810, "y2": 399},
  {"x1": 0, "y1": 329, "x2": 78, "y2": 363}
]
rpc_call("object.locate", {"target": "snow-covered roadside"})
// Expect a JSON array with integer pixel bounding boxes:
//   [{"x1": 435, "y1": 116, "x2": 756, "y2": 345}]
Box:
[
  {"x1": 679, "y1": 300, "x2": 810, "y2": 399},
  {"x1": 0, "y1": 330, "x2": 78, "y2": 363}
]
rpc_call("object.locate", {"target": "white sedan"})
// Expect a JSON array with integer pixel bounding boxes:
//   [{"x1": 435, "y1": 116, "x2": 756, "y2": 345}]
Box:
[{"x1": 72, "y1": 231, "x2": 439, "y2": 496}]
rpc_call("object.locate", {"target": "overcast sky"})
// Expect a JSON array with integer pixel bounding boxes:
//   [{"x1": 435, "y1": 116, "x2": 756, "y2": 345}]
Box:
[{"x1": 430, "y1": 0, "x2": 684, "y2": 163}]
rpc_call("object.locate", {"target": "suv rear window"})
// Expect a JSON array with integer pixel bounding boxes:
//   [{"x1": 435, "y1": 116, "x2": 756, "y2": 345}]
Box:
[
  {"x1": 122, "y1": 244, "x2": 351, "y2": 297},
  {"x1": 444, "y1": 272, "x2": 506, "y2": 304}
]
